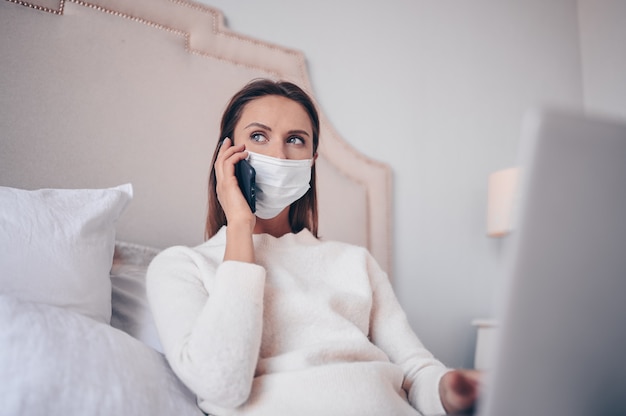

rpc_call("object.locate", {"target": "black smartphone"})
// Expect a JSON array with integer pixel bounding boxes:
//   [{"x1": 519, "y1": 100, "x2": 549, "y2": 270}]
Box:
[{"x1": 234, "y1": 158, "x2": 256, "y2": 212}]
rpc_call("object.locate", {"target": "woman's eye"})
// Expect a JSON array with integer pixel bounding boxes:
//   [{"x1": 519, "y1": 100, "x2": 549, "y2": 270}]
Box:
[
  {"x1": 287, "y1": 136, "x2": 305, "y2": 145},
  {"x1": 251, "y1": 133, "x2": 267, "y2": 142}
]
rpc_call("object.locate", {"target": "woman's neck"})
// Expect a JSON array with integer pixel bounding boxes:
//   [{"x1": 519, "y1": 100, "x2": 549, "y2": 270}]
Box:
[{"x1": 253, "y1": 208, "x2": 292, "y2": 238}]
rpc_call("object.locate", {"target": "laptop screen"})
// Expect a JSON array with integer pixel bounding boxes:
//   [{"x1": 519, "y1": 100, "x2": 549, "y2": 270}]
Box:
[{"x1": 478, "y1": 108, "x2": 626, "y2": 416}]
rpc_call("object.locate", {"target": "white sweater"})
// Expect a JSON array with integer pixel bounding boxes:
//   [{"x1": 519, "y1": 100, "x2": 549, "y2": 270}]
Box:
[{"x1": 146, "y1": 227, "x2": 449, "y2": 416}]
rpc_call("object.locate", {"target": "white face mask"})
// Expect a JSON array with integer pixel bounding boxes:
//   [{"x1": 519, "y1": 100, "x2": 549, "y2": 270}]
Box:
[{"x1": 246, "y1": 151, "x2": 313, "y2": 219}]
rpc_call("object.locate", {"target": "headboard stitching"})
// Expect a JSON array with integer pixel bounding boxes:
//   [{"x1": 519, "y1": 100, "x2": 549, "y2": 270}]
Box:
[{"x1": 6, "y1": 0, "x2": 63, "y2": 14}]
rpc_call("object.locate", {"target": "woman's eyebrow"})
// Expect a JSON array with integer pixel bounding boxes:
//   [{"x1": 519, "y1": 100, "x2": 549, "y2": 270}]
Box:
[
  {"x1": 288, "y1": 129, "x2": 311, "y2": 137},
  {"x1": 244, "y1": 122, "x2": 272, "y2": 131},
  {"x1": 244, "y1": 123, "x2": 310, "y2": 137}
]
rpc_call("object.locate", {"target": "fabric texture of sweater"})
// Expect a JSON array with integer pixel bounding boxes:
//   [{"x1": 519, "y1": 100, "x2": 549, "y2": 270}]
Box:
[{"x1": 146, "y1": 227, "x2": 449, "y2": 416}]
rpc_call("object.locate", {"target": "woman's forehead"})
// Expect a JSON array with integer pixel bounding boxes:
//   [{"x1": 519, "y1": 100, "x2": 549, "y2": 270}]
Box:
[{"x1": 238, "y1": 95, "x2": 312, "y2": 132}]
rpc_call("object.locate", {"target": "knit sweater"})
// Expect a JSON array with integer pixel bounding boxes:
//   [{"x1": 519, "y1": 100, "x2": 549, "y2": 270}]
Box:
[{"x1": 146, "y1": 227, "x2": 449, "y2": 416}]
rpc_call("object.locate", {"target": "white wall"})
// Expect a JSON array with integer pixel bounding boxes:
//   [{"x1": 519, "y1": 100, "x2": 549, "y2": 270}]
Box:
[
  {"x1": 198, "y1": 0, "x2": 624, "y2": 367},
  {"x1": 578, "y1": 0, "x2": 626, "y2": 119}
]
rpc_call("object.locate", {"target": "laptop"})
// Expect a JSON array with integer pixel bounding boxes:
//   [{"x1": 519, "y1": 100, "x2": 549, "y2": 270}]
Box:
[{"x1": 476, "y1": 108, "x2": 626, "y2": 416}]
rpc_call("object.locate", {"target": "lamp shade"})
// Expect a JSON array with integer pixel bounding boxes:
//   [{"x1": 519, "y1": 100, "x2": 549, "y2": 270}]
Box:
[{"x1": 487, "y1": 167, "x2": 519, "y2": 237}]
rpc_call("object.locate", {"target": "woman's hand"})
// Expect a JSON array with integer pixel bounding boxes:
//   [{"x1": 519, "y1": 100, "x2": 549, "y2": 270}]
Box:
[
  {"x1": 439, "y1": 369, "x2": 482, "y2": 414},
  {"x1": 215, "y1": 138, "x2": 255, "y2": 227},
  {"x1": 215, "y1": 138, "x2": 256, "y2": 262}
]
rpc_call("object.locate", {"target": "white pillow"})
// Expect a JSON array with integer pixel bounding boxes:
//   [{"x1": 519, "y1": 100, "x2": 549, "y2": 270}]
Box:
[
  {"x1": 0, "y1": 184, "x2": 132, "y2": 323},
  {"x1": 111, "y1": 240, "x2": 164, "y2": 352},
  {"x1": 0, "y1": 295, "x2": 204, "y2": 416}
]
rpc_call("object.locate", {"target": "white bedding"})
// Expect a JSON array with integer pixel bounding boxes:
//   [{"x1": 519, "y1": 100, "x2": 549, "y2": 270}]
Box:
[
  {"x1": 111, "y1": 241, "x2": 164, "y2": 353},
  {"x1": 0, "y1": 184, "x2": 206, "y2": 414},
  {"x1": 0, "y1": 295, "x2": 203, "y2": 416}
]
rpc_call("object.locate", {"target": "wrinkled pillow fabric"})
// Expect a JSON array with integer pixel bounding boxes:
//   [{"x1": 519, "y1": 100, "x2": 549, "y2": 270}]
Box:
[
  {"x1": 111, "y1": 240, "x2": 164, "y2": 352},
  {"x1": 0, "y1": 295, "x2": 204, "y2": 416},
  {"x1": 0, "y1": 184, "x2": 132, "y2": 323}
]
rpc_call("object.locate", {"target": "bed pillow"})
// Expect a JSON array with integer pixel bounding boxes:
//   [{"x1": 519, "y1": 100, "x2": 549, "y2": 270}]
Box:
[
  {"x1": 0, "y1": 295, "x2": 204, "y2": 416},
  {"x1": 111, "y1": 240, "x2": 164, "y2": 353},
  {"x1": 0, "y1": 184, "x2": 132, "y2": 324}
]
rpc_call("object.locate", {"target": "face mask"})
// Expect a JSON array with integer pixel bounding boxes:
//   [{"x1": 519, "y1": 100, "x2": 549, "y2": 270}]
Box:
[{"x1": 246, "y1": 151, "x2": 313, "y2": 219}]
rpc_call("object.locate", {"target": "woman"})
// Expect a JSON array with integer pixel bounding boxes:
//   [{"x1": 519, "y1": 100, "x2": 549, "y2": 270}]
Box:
[{"x1": 147, "y1": 79, "x2": 479, "y2": 416}]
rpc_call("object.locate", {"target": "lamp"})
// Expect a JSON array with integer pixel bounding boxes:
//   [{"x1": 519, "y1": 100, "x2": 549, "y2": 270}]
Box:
[
  {"x1": 475, "y1": 167, "x2": 519, "y2": 370},
  {"x1": 487, "y1": 167, "x2": 519, "y2": 237}
]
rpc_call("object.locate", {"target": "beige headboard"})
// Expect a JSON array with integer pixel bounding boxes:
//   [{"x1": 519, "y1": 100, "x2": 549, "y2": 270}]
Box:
[{"x1": 0, "y1": 0, "x2": 392, "y2": 275}]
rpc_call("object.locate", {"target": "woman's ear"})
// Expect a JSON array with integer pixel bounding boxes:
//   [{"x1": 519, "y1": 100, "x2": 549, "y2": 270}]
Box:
[{"x1": 312, "y1": 152, "x2": 319, "y2": 165}]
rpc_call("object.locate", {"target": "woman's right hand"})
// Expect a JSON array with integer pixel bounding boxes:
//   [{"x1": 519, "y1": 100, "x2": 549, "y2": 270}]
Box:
[
  {"x1": 215, "y1": 138, "x2": 256, "y2": 262},
  {"x1": 215, "y1": 138, "x2": 255, "y2": 226}
]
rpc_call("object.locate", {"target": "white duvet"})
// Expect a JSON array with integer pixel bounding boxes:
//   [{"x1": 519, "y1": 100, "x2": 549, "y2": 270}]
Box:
[{"x1": 0, "y1": 295, "x2": 204, "y2": 416}]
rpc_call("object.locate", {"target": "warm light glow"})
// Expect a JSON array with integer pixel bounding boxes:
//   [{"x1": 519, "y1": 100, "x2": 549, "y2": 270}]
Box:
[{"x1": 487, "y1": 167, "x2": 519, "y2": 237}]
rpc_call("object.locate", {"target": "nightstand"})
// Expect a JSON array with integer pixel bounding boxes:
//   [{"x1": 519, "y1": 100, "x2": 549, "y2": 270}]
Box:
[{"x1": 472, "y1": 319, "x2": 498, "y2": 370}]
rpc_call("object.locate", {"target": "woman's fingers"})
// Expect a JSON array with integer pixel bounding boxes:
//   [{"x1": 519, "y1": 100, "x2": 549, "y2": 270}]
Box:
[
  {"x1": 440, "y1": 369, "x2": 482, "y2": 414},
  {"x1": 215, "y1": 138, "x2": 254, "y2": 223},
  {"x1": 215, "y1": 138, "x2": 247, "y2": 181}
]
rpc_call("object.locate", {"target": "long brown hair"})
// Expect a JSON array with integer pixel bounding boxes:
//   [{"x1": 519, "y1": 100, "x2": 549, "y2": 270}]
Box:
[{"x1": 205, "y1": 79, "x2": 320, "y2": 240}]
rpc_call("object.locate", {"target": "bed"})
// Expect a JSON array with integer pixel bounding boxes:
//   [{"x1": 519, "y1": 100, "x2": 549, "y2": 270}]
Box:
[{"x1": 0, "y1": 0, "x2": 392, "y2": 414}]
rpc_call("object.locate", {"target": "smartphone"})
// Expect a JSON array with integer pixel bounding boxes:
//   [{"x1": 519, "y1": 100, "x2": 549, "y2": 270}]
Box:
[{"x1": 234, "y1": 158, "x2": 256, "y2": 212}]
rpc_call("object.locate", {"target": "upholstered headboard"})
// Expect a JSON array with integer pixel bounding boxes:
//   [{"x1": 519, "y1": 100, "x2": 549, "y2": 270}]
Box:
[{"x1": 0, "y1": 0, "x2": 392, "y2": 275}]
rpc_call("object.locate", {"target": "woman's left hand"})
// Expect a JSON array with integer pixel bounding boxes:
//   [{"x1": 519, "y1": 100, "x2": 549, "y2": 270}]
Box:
[{"x1": 439, "y1": 369, "x2": 482, "y2": 414}]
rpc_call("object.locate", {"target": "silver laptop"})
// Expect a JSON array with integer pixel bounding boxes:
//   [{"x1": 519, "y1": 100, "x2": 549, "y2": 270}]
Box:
[{"x1": 477, "y1": 108, "x2": 626, "y2": 416}]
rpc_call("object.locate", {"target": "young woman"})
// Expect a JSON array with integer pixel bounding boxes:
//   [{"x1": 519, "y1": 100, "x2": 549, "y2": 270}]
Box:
[{"x1": 147, "y1": 79, "x2": 479, "y2": 416}]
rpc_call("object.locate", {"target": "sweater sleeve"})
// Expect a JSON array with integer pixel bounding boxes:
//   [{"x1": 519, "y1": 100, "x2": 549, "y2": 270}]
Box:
[
  {"x1": 366, "y1": 253, "x2": 450, "y2": 416},
  {"x1": 146, "y1": 245, "x2": 266, "y2": 409}
]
